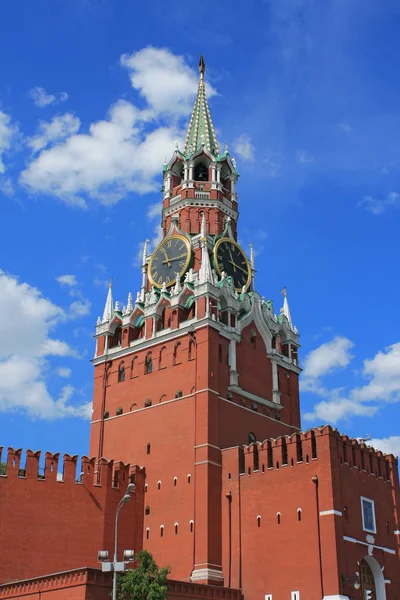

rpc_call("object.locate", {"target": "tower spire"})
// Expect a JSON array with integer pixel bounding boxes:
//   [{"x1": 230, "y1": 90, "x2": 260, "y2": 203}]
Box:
[
  {"x1": 184, "y1": 55, "x2": 219, "y2": 157},
  {"x1": 281, "y1": 287, "x2": 292, "y2": 328},
  {"x1": 102, "y1": 279, "x2": 113, "y2": 323}
]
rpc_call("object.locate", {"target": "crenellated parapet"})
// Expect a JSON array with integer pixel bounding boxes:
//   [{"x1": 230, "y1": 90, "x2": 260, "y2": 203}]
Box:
[
  {"x1": 237, "y1": 426, "x2": 398, "y2": 485},
  {"x1": 0, "y1": 447, "x2": 145, "y2": 489}
]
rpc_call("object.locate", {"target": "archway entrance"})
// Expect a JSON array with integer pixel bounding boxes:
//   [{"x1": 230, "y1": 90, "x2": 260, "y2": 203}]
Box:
[
  {"x1": 359, "y1": 555, "x2": 387, "y2": 600},
  {"x1": 360, "y1": 558, "x2": 376, "y2": 598}
]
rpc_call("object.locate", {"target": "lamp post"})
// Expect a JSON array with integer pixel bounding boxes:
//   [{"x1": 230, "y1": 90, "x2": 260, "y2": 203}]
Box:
[
  {"x1": 341, "y1": 574, "x2": 361, "y2": 591},
  {"x1": 98, "y1": 482, "x2": 136, "y2": 600}
]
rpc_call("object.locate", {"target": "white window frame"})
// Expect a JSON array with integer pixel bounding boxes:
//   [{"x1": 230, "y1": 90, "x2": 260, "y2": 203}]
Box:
[
  {"x1": 291, "y1": 592, "x2": 300, "y2": 600},
  {"x1": 361, "y1": 496, "x2": 377, "y2": 534},
  {"x1": 265, "y1": 595, "x2": 272, "y2": 600}
]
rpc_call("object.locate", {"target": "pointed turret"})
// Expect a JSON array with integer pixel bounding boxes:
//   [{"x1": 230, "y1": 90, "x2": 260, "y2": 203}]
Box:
[
  {"x1": 140, "y1": 239, "x2": 149, "y2": 302},
  {"x1": 281, "y1": 287, "x2": 292, "y2": 328},
  {"x1": 183, "y1": 55, "x2": 219, "y2": 156},
  {"x1": 198, "y1": 213, "x2": 213, "y2": 284},
  {"x1": 102, "y1": 280, "x2": 113, "y2": 323}
]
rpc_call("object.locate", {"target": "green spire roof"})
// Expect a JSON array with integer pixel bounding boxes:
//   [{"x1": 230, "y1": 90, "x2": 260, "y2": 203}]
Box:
[{"x1": 183, "y1": 55, "x2": 219, "y2": 157}]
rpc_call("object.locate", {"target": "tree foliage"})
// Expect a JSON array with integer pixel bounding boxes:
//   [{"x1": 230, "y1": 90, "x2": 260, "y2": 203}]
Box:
[{"x1": 118, "y1": 550, "x2": 170, "y2": 600}]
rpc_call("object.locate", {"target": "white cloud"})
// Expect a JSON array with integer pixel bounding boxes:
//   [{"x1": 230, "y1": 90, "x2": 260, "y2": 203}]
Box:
[
  {"x1": 296, "y1": 149, "x2": 315, "y2": 164},
  {"x1": 232, "y1": 133, "x2": 254, "y2": 162},
  {"x1": 29, "y1": 87, "x2": 68, "y2": 108},
  {"x1": 263, "y1": 158, "x2": 281, "y2": 178},
  {"x1": 27, "y1": 114, "x2": 80, "y2": 154},
  {"x1": 57, "y1": 367, "x2": 72, "y2": 378},
  {"x1": 358, "y1": 192, "x2": 400, "y2": 216},
  {"x1": 147, "y1": 202, "x2": 162, "y2": 221},
  {"x1": 0, "y1": 270, "x2": 89, "y2": 419},
  {"x1": 69, "y1": 299, "x2": 91, "y2": 318},
  {"x1": 353, "y1": 342, "x2": 400, "y2": 403},
  {"x1": 368, "y1": 436, "x2": 400, "y2": 457},
  {"x1": 120, "y1": 47, "x2": 215, "y2": 117},
  {"x1": 303, "y1": 339, "x2": 400, "y2": 424},
  {"x1": 20, "y1": 100, "x2": 181, "y2": 207},
  {"x1": 56, "y1": 274, "x2": 77, "y2": 287},
  {"x1": 305, "y1": 396, "x2": 378, "y2": 424},
  {"x1": 20, "y1": 48, "x2": 217, "y2": 206},
  {"x1": 302, "y1": 336, "x2": 354, "y2": 380},
  {"x1": 0, "y1": 111, "x2": 19, "y2": 174},
  {"x1": 0, "y1": 177, "x2": 14, "y2": 197}
]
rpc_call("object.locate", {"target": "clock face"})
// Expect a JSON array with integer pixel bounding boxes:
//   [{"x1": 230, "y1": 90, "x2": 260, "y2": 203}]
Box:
[
  {"x1": 213, "y1": 237, "x2": 251, "y2": 291},
  {"x1": 148, "y1": 235, "x2": 191, "y2": 288}
]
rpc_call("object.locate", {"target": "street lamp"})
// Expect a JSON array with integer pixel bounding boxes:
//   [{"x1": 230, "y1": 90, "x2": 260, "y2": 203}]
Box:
[
  {"x1": 341, "y1": 575, "x2": 361, "y2": 590},
  {"x1": 98, "y1": 482, "x2": 136, "y2": 600}
]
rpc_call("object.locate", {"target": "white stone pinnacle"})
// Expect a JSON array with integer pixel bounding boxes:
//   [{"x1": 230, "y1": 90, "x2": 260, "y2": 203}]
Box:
[
  {"x1": 199, "y1": 214, "x2": 213, "y2": 284},
  {"x1": 282, "y1": 288, "x2": 292, "y2": 328},
  {"x1": 102, "y1": 281, "x2": 113, "y2": 323}
]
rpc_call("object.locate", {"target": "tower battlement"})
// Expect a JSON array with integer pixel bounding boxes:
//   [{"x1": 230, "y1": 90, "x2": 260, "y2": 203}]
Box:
[
  {"x1": 0, "y1": 447, "x2": 144, "y2": 489},
  {"x1": 239, "y1": 426, "x2": 398, "y2": 485}
]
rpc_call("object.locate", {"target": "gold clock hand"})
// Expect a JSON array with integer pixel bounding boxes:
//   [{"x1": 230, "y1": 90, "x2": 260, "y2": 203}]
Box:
[
  {"x1": 228, "y1": 247, "x2": 237, "y2": 272},
  {"x1": 161, "y1": 247, "x2": 171, "y2": 267},
  {"x1": 228, "y1": 260, "x2": 248, "y2": 274},
  {"x1": 162, "y1": 253, "x2": 187, "y2": 264}
]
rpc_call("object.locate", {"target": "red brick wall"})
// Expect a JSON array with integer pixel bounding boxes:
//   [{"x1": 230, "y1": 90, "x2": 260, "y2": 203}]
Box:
[
  {"x1": 221, "y1": 427, "x2": 400, "y2": 600},
  {"x1": 0, "y1": 450, "x2": 144, "y2": 585}
]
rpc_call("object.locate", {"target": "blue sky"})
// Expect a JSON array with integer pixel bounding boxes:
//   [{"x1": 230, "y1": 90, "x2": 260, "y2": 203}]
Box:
[{"x1": 1, "y1": 0, "x2": 400, "y2": 462}]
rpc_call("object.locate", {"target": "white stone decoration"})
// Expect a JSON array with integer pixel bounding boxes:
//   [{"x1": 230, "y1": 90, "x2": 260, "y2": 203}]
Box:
[{"x1": 102, "y1": 282, "x2": 113, "y2": 323}]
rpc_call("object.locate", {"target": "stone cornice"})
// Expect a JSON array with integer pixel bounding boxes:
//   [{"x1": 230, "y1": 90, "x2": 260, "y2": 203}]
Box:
[{"x1": 92, "y1": 317, "x2": 241, "y2": 365}]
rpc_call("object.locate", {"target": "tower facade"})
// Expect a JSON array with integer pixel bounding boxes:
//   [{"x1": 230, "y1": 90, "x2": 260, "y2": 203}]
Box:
[{"x1": 89, "y1": 57, "x2": 301, "y2": 585}]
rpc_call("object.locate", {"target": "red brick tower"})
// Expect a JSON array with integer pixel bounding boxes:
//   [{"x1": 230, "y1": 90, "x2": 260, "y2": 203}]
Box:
[{"x1": 89, "y1": 56, "x2": 301, "y2": 585}]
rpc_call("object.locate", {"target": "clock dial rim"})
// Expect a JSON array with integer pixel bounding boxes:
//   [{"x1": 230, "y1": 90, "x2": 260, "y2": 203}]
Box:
[
  {"x1": 213, "y1": 237, "x2": 252, "y2": 291},
  {"x1": 148, "y1": 234, "x2": 191, "y2": 289}
]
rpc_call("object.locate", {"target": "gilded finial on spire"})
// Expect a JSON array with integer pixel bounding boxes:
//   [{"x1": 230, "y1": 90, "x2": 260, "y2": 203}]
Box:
[
  {"x1": 281, "y1": 286, "x2": 287, "y2": 297},
  {"x1": 109, "y1": 277, "x2": 113, "y2": 288},
  {"x1": 199, "y1": 54, "x2": 205, "y2": 78}
]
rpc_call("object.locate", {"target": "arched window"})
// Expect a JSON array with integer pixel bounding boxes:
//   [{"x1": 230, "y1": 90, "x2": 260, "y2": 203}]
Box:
[
  {"x1": 297, "y1": 509, "x2": 302, "y2": 522},
  {"x1": 194, "y1": 163, "x2": 209, "y2": 181},
  {"x1": 118, "y1": 364, "x2": 125, "y2": 383},
  {"x1": 145, "y1": 505, "x2": 150, "y2": 515},
  {"x1": 257, "y1": 515, "x2": 261, "y2": 528},
  {"x1": 160, "y1": 525, "x2": 164, "y2": 537},
  {"x1": 190, "y1": 520, "x2": 194, "y2": 533},
  {"x1": 146, "y1": 528, "x2": 150, "y2": 540},
  {"x1": 173, "y1": 342, "x2": 181, "y2": 366},
  {"x1": 188, "y1": 339, "x2": 195, "y2": 361},
  {"x1": 248, "y1": 432, "x2": 256, "y2": 445},
  {"x1": 157, "y1": 481, "x2": 161, "y2": 490},
  {"x1": 116, "y1": 407, "x2": 123, "y2": 416},
  {"x1": 144, "y1": 399, "x2": 152, "y2": 408},
  {"x1": 147, "y1": 443, "x2": 151, "y2": 455},
  {"x1": 131, "y1": 356, "x2": 138, "y2": 378},
  {"x1": 277, "y1": 512, "x2": 281, "y2": 525},
  {"x1": 175, "y1": 390, "x2": 183, "y2": 398},
  {"x1": 145, "y1": 354, "x2": 152, "y2": 374},
  {"x1": 144, "y1": 484, "x2": 148, "y2": 493},
  {"x1": 174, "y1": 522, "x2": 178, "y2": 535},
  {"x1": 187, "y1": 474, "x2": 191, "y2": 483},
  {"x1": 174, "y1": 477, "x2": 177, "y2": 486},
  {"x1": 159, "y1": 346, "x2": 166, "y2": 370}
]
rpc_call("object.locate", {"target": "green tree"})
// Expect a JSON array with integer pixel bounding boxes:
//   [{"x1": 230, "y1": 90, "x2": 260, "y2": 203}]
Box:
[{"x1": 118, "y1": 550, "x2": 170, "y2": 600}]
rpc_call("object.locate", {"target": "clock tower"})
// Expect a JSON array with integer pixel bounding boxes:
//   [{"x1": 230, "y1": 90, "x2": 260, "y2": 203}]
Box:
[{"x1": 90, "y1": 56, "x2": 301, "y2": 585}]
